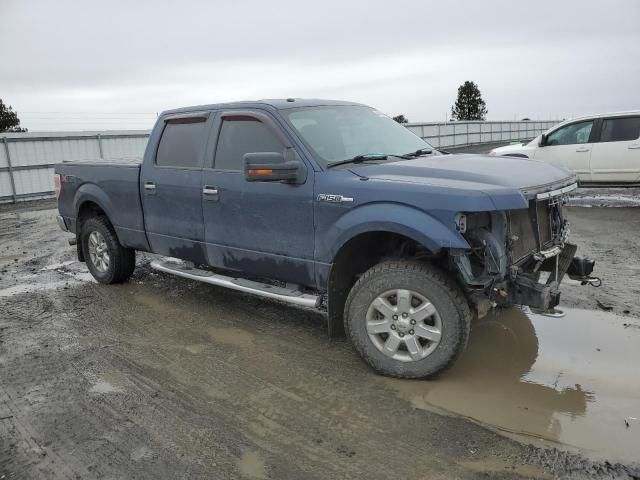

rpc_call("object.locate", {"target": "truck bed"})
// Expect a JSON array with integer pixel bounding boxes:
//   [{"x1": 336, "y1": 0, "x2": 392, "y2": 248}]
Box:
[{"x1": 55, "y1": 160, "x2": 149, "y2": 251}]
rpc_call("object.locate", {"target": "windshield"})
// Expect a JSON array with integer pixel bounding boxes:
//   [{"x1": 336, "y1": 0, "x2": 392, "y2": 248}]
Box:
[{"x1": 282, "y1": 106, "x2": 433, "y2": 167}]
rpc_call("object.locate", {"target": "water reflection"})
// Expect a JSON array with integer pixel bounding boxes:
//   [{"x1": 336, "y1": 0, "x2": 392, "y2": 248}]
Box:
[{"x1": 383, "y1": 307, "x2": 640, "y2": 463}]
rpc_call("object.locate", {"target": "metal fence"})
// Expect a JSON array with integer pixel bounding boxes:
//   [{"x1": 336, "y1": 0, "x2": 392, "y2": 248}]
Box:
[
  {"x1": 0, "y1": 120, "x2": 560, "y2": 203},
  {"x1": 0, "y1": 130, "x2": 149, "y2": 203},
  {"x1": 405, "y1": 120, "x2": 558, "y2": 149}
]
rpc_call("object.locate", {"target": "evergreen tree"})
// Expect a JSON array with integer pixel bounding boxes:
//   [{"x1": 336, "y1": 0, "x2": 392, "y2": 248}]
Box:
[
  {"x1": 450, "y1": 81, "x2": 487, "y2": 121},
  {"x1": 0, "y1": 99, "x2": 27, "y2": 132}
]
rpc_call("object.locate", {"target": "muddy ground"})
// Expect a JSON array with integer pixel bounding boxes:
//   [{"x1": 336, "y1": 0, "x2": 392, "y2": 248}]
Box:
[{"x1": 1, "y1": 198, "x2": 640, "y2": 480}]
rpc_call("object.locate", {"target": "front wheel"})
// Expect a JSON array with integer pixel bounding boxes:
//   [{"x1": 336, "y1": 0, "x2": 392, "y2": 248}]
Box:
[
  {"x1": 81, "y1": 216, "x2": 135, "y2": 284},
  {"x1": 344, "y1": 261, "x2": 471, "y2": 379}
]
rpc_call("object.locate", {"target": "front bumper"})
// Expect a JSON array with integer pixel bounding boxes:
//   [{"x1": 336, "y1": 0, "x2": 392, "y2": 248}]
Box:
[
  {"x1": 463, "y1": 243, "x2": 596, "y2": 315},
  {"x1": 502, "y1": 243, "x2": 595, "y2": 311},
  {"x1": 507, "y1": 274, "x2": 561, "y2": 310}
]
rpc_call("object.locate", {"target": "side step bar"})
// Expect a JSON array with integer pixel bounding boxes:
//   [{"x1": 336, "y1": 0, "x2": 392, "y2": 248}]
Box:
[{"x1": 150, "y1": 259, "x2": 321, "y2": 308}]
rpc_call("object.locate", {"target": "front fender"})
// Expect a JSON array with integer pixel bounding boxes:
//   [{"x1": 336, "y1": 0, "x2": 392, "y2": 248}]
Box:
[{"x1": 317, "y1": 202, "x2": 470, "y2": 263}]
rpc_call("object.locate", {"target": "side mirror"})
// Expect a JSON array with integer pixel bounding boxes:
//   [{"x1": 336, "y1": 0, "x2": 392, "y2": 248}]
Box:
[
  {"x1": 244, "y1": 152, "x2": 306, "y2": 183},
  {"x1": 539, "y1": 134, "x2": 547, "y2": 147}
]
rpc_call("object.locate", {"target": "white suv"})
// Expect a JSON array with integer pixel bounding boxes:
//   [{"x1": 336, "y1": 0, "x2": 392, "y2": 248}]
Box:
[{"x1": 489, "y1": 112, "x2": 640, "y2": 183}]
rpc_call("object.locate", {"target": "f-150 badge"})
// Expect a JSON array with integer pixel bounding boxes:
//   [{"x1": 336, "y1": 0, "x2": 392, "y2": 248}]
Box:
[{"x1": 317, "y1": 194, "x2": 354, "y2": 204}]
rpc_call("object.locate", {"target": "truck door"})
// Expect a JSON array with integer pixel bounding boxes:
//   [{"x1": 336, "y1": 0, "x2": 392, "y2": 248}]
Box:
[
  {"x1": 140, "y1": 112, "x2": 210, "y2": 263},
  {"x1": 201, "y1": 110, "x2": 316, "y2": 287},
  {"x1": 534, "y1": 120, "x2": 595, "y2": 182},
  {"x1": 590, "y1": 116, "x2": 640, "y2": 183}
]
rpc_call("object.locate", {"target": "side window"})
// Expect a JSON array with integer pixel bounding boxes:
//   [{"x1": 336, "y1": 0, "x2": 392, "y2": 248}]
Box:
[
  {"x1": 156, "y1": 119, "x2": 207, "y2": 168},
  {"x1": 599, "y1": 117, "x2": 640, "y2": 143},
  {"x1": 546, "y1": 121, "x2": 593, "y2": 146},
  {"x1": 214, "y1": 118, "x2": 284, "y2": 171}
]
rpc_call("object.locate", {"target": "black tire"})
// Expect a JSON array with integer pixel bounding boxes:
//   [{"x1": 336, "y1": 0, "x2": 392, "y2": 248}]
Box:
[
  {"x1": 81, "y1": 216, "x2": 135, "y2": 284},
  {"x1": 344, "y1": 260, "x2": 471, "y2": 379}
]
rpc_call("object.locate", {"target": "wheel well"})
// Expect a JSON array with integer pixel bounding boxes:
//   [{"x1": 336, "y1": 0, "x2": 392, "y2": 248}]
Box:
[
  {"x1": 326, "y1": 231, "x2": 437, "y2": 337},
  {"x1": 76, "y1": 201, "x2": 110, "y2": 262},
  {"x1": 78, "y1": 201, "x2": 107, "y2": 225}
]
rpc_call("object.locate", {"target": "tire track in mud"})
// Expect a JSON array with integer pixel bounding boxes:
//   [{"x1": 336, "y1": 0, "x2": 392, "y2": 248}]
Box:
[
  {"x1": 60, "y1": 277, "x2": 577, "y2": 479},
  {"x1": 2, "y1": 204, "x2": 640, "y2": 479}
]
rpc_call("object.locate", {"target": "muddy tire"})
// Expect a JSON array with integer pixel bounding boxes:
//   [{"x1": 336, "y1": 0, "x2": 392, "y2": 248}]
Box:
[
  {"x1": 81, "y1": 216, "x2": 135, "y2": 284},
  {"x1": 344, "y1": 260, "x2": 471, "y2": 379}
]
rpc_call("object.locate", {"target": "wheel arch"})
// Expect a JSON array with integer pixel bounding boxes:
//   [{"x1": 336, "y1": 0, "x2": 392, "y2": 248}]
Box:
[
  {"x1": 322, "y1": 205, "x2": 469, "y2": 338},
  {"x1": 73, "y1": 185, "x2": 119, "y2": 261},
  {"x1": 325, "y1": 226, "x2": 466, "y2": 338},
  {"x1": 74, "y1": 184, "x2": 118, "y2": 228}
]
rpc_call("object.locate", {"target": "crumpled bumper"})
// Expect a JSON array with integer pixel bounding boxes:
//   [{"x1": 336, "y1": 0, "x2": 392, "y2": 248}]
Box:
[{"x1": 505, "y1": 244, "x2": 596, "y2": 311}]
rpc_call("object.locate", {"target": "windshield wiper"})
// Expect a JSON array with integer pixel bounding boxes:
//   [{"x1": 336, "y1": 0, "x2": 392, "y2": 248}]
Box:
[
  {"x1": 402, "y1": 147, "x2": 434, "y2": 158},
  {"x1": 326, "y1": 153, "x2": 388, "y2": 169}
]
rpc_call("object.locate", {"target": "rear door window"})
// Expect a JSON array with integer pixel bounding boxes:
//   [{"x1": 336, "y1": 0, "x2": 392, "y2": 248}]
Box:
[
  {"x1": 599, "y1": 117, "x2": 640, "y2": 142},
  {"x1": 156, "y1": 118, "x2": 208, "y2": 168},
  {"x1": 214, "y1": 118, "x2": 284, "y2": 171}
]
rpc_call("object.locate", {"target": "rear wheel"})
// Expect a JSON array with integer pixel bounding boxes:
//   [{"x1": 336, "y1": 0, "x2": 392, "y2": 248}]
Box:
[
  {"x1": 344, "y1": 260, "x2": 471, "y2": 379},
  {"x1": 81, "y1": 216, "x2": 135, "y2": 284}
]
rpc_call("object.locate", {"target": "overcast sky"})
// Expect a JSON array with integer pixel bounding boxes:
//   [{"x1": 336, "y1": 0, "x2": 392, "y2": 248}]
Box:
[{"x1": 1, "y1": 0, "x2": 639, "y2": 131}]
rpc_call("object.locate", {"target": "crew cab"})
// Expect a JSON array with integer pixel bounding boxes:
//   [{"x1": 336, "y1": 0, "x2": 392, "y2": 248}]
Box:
[
  {"x1": 55, "y1": 99, "x2": 595, "y2": 378},
  {"x1": 489, "y1": 111, "x2": 640, "y2": 184}
]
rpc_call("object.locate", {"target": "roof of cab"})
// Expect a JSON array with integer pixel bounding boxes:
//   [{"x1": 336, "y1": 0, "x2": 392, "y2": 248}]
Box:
[
  {"x1": 161, "y1": 98, "x2": 366, "y2": 116},
  {"x1": 549, "y1": 110, "x2": 640, "y2": 131}
]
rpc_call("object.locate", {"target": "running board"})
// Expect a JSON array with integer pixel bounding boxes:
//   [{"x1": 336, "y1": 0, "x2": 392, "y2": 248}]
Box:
[{"x1": 150, "y1": 259, "x2": 321, "y2": 308}]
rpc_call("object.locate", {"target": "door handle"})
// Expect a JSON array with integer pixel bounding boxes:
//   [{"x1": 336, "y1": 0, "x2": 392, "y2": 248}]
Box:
[
  {"x1": 143, "y1": 181, "x2": 156, "y2": 194},
  {"x1": 575, "y1": 147, "x2": 590, "y2": 152},
  {"x1": 629, "y1": 145, "x2": 640, "y2": 150},
  {"x1": 202, "y1": 185, "x2": 219, "y2": 201}
]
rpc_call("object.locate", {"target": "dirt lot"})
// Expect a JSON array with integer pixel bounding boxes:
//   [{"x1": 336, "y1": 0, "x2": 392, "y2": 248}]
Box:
[{"x1": 1, "y1": 199, "x2": 640, "y2": 480}]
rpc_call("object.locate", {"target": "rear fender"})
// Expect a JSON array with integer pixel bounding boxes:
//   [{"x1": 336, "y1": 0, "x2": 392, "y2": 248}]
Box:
[{"x1": 73, "y1": 183, "x2": 119, "y2": 232}]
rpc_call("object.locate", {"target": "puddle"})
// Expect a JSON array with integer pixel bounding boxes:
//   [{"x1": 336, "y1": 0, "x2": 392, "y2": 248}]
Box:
[
  {"x1": 0, "y1": 280, "x2": 71, "y2": 297},
  {"x1": 130, "y1": 445, "x2": 154, "y2": 461},
  {"x1": 208, "y1": 326, "x2": 255, "y2": 349},
  {"x1": 460, "y1": 458, "x2": 547, "y2": 478},
  {"x1": 0, "y1": 265, "x2": 96, "y2": 297},
  {"x1": 382, "y1": 307, "x2": 640, "y2": 463},
  {"x1": 237, "y1": 450, "x2": 267, "y2": 479},
  {"x1": 40, "y1": 260, "x2": 76, "y2": 271},
  {"x1": 568, "y1": 195, "x2": 640, "y2": 208},
  {"x1": 185, "y1": 344, "x2": 207, "y2": 354},
  {"x1": 89, "y1": 372, "x2": 128, "y2": 394}
]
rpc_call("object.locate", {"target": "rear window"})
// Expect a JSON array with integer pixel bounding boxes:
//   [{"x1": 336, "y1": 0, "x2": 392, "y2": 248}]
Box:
[
  {"x1": 156, "y1": 118, "x2": 207, "y2": 168},
  {"x1": 599, "y1": 117, "x2": 640, "y2": 143}
]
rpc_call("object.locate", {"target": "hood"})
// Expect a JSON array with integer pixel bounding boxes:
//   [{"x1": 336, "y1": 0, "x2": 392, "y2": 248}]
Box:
[
  {"x1": 490, "y1": 143, "x2": 526, "y2": 155},
  {"x1": 348, "y1": 154, "x2": 576, "y2": 208}
]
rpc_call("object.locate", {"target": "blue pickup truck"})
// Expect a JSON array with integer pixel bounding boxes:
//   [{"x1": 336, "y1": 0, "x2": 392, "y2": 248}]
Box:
[{"x1": 55, "y1": 99, "x2": 595, "y2": 378}]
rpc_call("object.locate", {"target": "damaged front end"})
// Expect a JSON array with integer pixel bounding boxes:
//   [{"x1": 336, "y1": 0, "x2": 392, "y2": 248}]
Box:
[{"x1": 451, "y1": 183, "x2": 597, "y2": 317}]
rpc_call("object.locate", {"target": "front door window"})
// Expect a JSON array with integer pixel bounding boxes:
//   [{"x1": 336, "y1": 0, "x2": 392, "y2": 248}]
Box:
[{"x1": 546, "y1": 121, "x2": 594, "y2": 146}]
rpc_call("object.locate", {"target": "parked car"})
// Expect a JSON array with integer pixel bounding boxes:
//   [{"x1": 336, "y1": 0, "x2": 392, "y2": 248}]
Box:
[
  {"x1": 54, "y1": 99, "x2": 595, "y2": 379},
  {"x1": 489, "y1": 112, "x2": 640, "y2": 183}
]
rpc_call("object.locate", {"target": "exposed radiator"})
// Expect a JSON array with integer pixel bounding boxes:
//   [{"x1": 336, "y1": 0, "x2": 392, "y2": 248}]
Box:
[{"x1": 509, "y1": 199, "x2": 564, "y2": 263}]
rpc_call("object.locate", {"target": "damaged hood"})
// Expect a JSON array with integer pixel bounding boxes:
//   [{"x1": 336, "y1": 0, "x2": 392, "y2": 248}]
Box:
[{"x1": 348, "y1": 154, "x2": 577, "y2": 207}]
